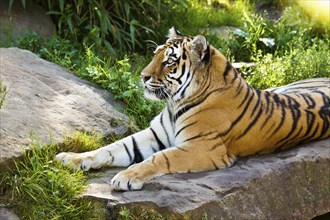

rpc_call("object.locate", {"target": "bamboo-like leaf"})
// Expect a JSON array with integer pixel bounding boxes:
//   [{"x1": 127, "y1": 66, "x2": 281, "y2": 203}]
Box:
[
  {"x1": 21, "y1": 0, "x2": 26, "y2": 9},
  {"x1": 130, "y1": 20, "x2": 137, "y2": 50},
  {"x1": 59, "y1": 0, "x2": 64, "y2": 12},
  {"x1": 66, "y1": 17, "x2": 75, "y2": 34},
  {"x1": 8, "y1": 0, "x2": 14, "y2": 12},
  {"x1": 124, "y1": 2, "x2": 130, "y2": 20}
]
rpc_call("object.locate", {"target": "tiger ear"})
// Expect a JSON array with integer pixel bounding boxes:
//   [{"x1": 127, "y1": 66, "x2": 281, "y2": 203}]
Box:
[
  {"x1": 168, "y1": 27, "x2": 182, "y2": 39},
  {"x1": 192, "y1": 35, "x2": 209, "y2": 62}
]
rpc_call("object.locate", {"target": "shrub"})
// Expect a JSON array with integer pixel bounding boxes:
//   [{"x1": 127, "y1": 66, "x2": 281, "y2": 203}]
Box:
[
  {"x1": 9, "y1": 0, "x2": 185, "y2": 56},
  {"x1": 243, "y1": 37, "x2": 330, "y2": 89}
]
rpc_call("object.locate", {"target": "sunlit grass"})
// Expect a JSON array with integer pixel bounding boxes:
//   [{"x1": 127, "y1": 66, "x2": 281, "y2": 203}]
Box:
[{"x1": 0, "y1": 132, "x2": 107, "y2": 219}]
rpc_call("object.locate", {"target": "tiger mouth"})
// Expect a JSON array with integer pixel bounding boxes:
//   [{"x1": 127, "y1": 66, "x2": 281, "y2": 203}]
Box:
[{"x1": 145, "y1": 85, "x2": 169, "y2": 100}]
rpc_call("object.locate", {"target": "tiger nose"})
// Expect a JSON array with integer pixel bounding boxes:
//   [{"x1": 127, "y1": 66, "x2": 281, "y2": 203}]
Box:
[{"x1": 141, "y1": 71, "x2": 152, "y2": 83}]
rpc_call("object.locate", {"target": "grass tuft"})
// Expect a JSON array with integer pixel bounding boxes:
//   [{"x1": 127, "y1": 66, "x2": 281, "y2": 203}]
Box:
[
  {"x1": 59, "y1": 131, "x2": 104, "y2": 153},
  {"x1": 0, "y1": 133, "x2": 107, "y2": 220}
]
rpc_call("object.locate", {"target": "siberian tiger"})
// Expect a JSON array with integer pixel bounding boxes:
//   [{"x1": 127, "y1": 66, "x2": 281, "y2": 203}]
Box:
[{"x1": 56, "y1": 27, "x2": 330, "y2": 191}]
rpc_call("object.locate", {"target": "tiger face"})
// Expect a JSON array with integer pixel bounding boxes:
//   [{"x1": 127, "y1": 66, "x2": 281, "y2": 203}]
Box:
[{"x1": 141, "y1": 27, "x2": 210, "y2": 102}]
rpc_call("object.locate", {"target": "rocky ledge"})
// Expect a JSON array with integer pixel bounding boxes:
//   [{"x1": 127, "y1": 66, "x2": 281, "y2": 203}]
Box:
[
  {"x1": 0, "y1": 48, "x2": 130, "y2": 169},
  {"x1": 84, "y1": 138, "x2": 330, "y2": 219}
]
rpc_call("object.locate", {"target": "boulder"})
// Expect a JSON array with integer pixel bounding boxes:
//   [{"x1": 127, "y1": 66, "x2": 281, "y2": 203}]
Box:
[
  {"x1": 0, "y1": 1, "x2": 55, "y2": 42},
  {"x1": 84, "y1": 138, "x2": 330, "y2": 219},
  {"x1": 0, "y1": 48, "x2": 130, "y2": 170}
]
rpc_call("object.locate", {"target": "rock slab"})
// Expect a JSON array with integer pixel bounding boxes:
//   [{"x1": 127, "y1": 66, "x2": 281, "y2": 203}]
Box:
[
  {"x1": 0, "y1": 48, "x2": 130, "y2": 169},
  {"x1": 0, "y1": 1, "x2": 55, "y2": 41},
  {"x1": 84, "y1": 139, "x2": 330, "y2": 219}
]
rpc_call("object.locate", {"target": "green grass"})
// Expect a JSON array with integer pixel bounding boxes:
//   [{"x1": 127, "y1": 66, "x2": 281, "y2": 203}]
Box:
[
  {"x1": 243, "y1": 37, "x2": 330, "y2": 89},
  {"x1": 0, "y1": 132, "x2": 106, "y2": 219}
]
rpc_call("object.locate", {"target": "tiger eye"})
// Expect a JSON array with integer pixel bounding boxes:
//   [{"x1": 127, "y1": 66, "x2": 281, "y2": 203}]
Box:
[{"x1": 167, "y1": 58, "x2": 174, "y2": 64}]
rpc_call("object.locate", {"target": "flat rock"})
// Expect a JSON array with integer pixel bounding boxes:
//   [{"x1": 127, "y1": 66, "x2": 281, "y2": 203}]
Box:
[
  {"x1": 0, "y1": 48, "x2": 130, "y2": 169},
  {"x1": 0, "y1": 207, "x2": 20, "y2": 220},
  {"x1": 84, "y1": 138, "x2": 330, "y2": 219}
]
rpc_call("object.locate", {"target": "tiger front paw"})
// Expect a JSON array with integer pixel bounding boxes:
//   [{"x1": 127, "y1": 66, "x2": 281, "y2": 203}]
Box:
[
  {"x1": 111, "y1": 164, "x2": 154, "y2": 191},
  {"x1": 55, "y1": 152, "x2": 93, "y2": 171}
]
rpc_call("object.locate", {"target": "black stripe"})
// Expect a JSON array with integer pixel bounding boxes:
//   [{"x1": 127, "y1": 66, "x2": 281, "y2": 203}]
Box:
[
  {"x1": 223, "y1": 61, "x2": 232, "y2": 85},
  {"x1": 162, "y1": 152, "x2": 171, "y2": 173},
  {"x1": 182, "y1": 49, "x2": 187, "y2": 60},
  {"x1": 173, "y1": 71, "x2": 190, "y2": 97},
  {"x1": 304, "y1": 110, "x2": 316, "y2": 137},
  {"x1": 230, "y1": 69, "x2": 239, "y2": 84},
  {"x1": 160, "y1": 112, "x2": 171, "y2": 146},
  {"x1": 174, "y1": 86, "x2": 224, "y2": 121},
  {"x1": 132, "y1": 137, "x2": 144, "y2": 163},
  {"x1": 178, "y1": 63, "x2": 186, "y2": 83},
  {"x1": 238, "y1": 84, "x2": 252, "y2": 108},
  {"x1": 261, "y1": 101, "x2": 274, "y2": 129},
  {"x1": 183, "y1": 131, "x2": 215, "y2": 143},
  {"x1": 175, "y1": 121, "x2": 198, "y2": 137},
  {"x1": 250, "y1": 89, "x2": 261, "y2": 117},
  {"x1": 318, "y1": 106, "x2": 330, "y2": 138},
  {"x1": 214, "y1": 87, "x2": 255, "y2": 138},
  {"x1": 178, "y1": 68, "x2": 193, "y2": 99},
  {"x1": 208, "y1": 142, "x2": 224, "y2": 151},
  {"x1": 268, "y1": 95, "x2": 286, "y2": 138},
  {"x1": 202, "y1": 45, "x2": 211, "y2": 63},
  {"x1": 150, "y1": 128, "x2": 166, "y2": 151},
  {"x1": 298, "y1": 123, "x2": 320, "y2": 144},
  {"x1": 167, "y1": 75, "x2": 182, "y2": 84},
  {"x1": 177, "y1": 146, "x2": 188, "y2": 152},
  {"x1": 301, "y1": 93, "x2": 316, "y2": 109},
  {"x1": 236, "y1": 104, "x2": 263, "y2": 140},
  {"x1": 123, "y1": 143, "x2": 133, "y2": 164},
  {"x1": 264, "y1": 91, "x2": 271, "y2": 113},
  {"x1": 127, "y1": 180, "x2": 132, "y2": 191},
  {"x1": 277, "y1": 126, "x2": 303, "y2": 150},
  {"x1": 275, "y1": 96, "x2": 301, "y2": 145},
  {"x1": 234, "y1": 77, "x2": 244, "y2": 97}
]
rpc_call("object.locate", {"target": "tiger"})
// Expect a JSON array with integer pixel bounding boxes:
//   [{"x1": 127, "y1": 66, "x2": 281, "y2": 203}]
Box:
[{"x1": 56, "y1": 27, "x2": 330, "y2": 191}]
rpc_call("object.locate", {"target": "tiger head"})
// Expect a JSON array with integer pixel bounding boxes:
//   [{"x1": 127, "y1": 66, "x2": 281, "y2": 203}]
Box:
[{"x1": 141, "y1": 27, "x2": 224, "y2": 103}]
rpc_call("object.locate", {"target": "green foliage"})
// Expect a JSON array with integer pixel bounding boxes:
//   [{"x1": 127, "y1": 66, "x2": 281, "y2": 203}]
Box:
[
  {"x1": 10, "y1": 0, "x2": 185, "y2": 56},
  {"x1": 78, "y1": 47, "x2": 164, "y2": 129},
  {"x1": 118, "y1": 207, "x2": 132, "y2": 220},
  {"x1": 168, "y1": 0, "x2": 252, "y2": 35},
  {"x1": 243, "y1": 37, "x2": 330, "y2": 89},
  {"x1": 0, "y1": 141, "x2": 93, "y2": 219},
  {"x1": 59, "y1": 131, "x2": 104, "y2": 153}
]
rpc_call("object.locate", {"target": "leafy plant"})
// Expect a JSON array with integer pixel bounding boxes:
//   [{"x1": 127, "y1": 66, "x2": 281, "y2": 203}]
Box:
[
  {"x1": 78, "y1": 47, "x2": 164, "y2": 129},
  {"x1": 243, "y1": 37, "x2": 330, "y2": 89}
]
